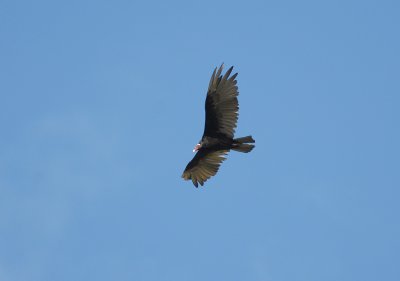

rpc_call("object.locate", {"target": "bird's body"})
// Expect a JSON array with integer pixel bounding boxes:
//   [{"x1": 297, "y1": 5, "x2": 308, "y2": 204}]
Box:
[{"x1": 182, "y1": 64, "x2": 255, "y2": 187}]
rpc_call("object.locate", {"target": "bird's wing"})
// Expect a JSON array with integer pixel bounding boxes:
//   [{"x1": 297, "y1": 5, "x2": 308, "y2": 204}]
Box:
[
  {"x1": 182, "y1": 149, "x2": 229, "y2": 187},
  {"x1": 203, "y1": 64, "x2": 239, "y2": 139}
]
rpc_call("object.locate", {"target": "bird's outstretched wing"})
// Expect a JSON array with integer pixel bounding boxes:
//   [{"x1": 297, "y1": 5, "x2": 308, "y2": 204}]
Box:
[
  {"x1": 182, "y1": 149, "x2": 229, "y2": 187},
  {"x1": 203, "y1": 64, "x2": 239, "y2": 139}
]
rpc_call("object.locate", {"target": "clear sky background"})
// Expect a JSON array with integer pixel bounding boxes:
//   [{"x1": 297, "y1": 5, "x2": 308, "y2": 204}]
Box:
[{"x1": 1, "y1": 0, "x2": 399, "y2": 280}]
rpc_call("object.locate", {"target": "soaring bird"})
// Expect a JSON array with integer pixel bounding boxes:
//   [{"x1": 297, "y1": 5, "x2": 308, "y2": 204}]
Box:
[{"x1": 182, "y1": 64, "x2": 255, "y2": 187}]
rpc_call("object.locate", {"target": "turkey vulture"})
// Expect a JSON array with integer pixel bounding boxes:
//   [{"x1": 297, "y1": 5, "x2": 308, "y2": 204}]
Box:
[{"x1": 182, "y1": 64, "x2": 255, "y2": 187}]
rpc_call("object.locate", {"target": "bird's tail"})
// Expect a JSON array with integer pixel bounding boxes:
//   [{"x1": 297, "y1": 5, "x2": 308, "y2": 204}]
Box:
[{"x1": 232, "y1": 135, "x2": 255, "y2": 153}]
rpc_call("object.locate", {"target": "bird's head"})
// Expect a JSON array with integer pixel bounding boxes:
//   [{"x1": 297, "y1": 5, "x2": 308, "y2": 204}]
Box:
[{"x1": 193, "y1": 143, "x2": 201, "y2": 152}]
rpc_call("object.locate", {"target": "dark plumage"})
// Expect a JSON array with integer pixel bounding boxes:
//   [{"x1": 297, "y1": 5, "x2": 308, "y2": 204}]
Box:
[{"x1": 182, "y1": 64, "x2": 255, "y2": 187}]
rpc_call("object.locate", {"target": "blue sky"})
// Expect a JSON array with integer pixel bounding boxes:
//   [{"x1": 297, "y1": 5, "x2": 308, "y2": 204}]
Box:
[{"x1": 1, "y1": 0, "x2": 399, "y2": 280}]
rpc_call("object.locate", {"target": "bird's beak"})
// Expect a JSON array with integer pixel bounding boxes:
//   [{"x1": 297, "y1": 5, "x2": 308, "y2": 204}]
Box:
[{"x1": 193, "y1": 144, "x2": 201, "y2": 152}]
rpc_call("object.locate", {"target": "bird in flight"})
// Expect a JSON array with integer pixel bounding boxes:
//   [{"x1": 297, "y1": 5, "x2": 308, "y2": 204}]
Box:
[{"x1": 182, "y1": 64, "x2": 255, "y2": 187}]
